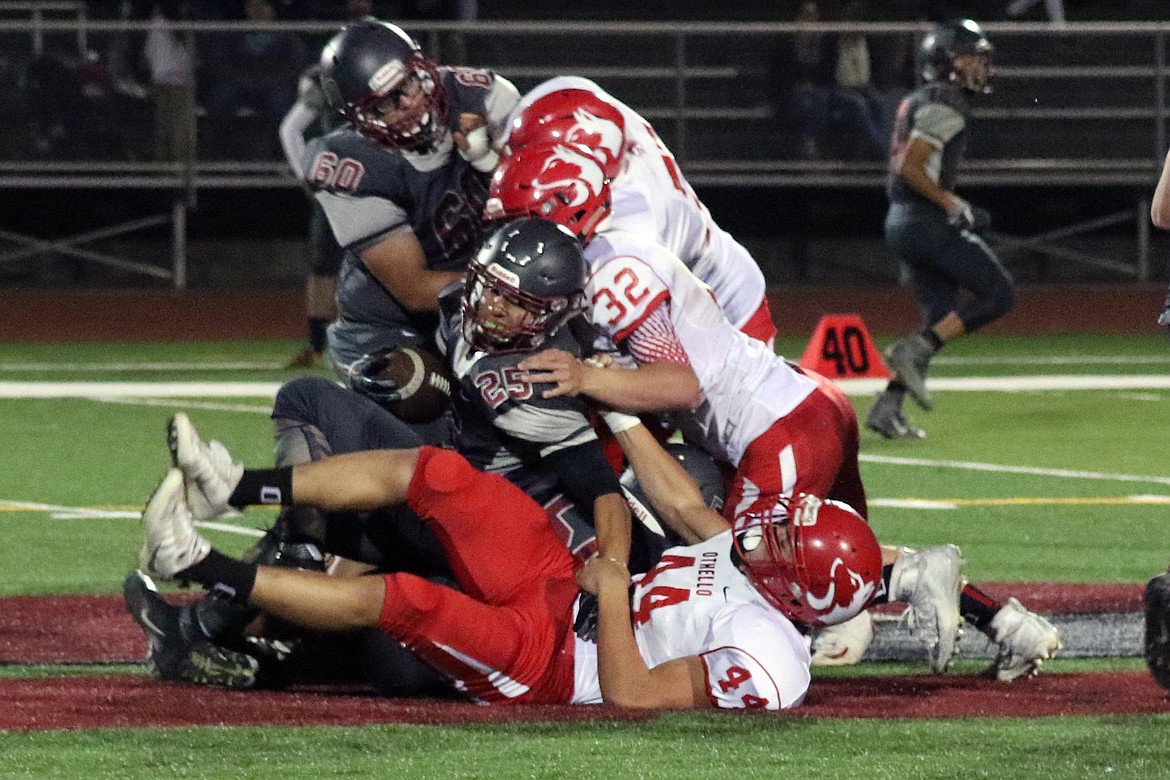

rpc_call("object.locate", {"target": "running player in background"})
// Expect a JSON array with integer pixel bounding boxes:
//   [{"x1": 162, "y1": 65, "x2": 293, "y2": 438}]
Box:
[{"x1": 865, "y1": 19, "x2": 1014, "y2": 440}]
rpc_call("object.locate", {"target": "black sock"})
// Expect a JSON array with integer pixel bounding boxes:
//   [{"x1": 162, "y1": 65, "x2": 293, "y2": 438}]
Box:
[
  {"x1": 308, "y1": 318, "x2": 329, "y2": 353},
  {"x1": 920, "y1": 329, "x2": 944, "y2": 351},
  {"x1": 180, "y1": 549, "x2": 258, "y2": 603},
  {"x1": 870, "y1": 563, "x2": 895, "y2": 604},
  {"x1": 229, "y1": 467, "x2": 293, "y2": 508},
  {"x1": 961, "y1": 584, "x2": 1004, "y2": 632}
]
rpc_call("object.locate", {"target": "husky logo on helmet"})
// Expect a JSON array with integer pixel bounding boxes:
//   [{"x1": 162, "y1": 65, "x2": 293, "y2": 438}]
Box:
[
  {"x1": 537, "y1": 145, "x2": 606, "y2": 210},
  {"x1": 485, "y1": 143, "x2": 613, "y2": 244},
  {"x1": 804, "y1": 557, "x2": 878, "y2": 626},
  {"x1": 508, "y1": 88, "x2": 627, "y2": 180}
]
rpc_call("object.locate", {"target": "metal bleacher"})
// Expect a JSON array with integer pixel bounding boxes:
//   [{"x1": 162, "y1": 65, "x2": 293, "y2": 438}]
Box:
[{"x1": 0, "y1": 16, "x2": 1168, "y2": 287}]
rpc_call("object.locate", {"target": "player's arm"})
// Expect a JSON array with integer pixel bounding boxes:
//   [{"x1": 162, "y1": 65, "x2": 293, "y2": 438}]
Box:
[
  {"x1": 279, "y1": 100, "x2": 316, "y2": 180},
  {"x1": 1152, "y1": 148, "x2": 1170, "y2": 230},
  {"x1": 360, "y1": 230, "x2": 466, "y2": 312},
  {"x1": 578, "y1": 556, "x2": 711, "y2": 709},
  {"x1": 544, "y1": 441, "x2": 631, "y2": 564},
  {"x1": 894, "y1": 135, "x2": 958, "y2": 213},
  {"x1": 518, "y1": 304, "x2": 701, "y2": 410},
  {"x1": 606, "y1": 417, "x2": 729, "y2": 544}
]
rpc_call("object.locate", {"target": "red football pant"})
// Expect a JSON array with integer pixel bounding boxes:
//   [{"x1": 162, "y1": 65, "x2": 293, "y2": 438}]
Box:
[
  {"x1": 377, "y1": 447, "x2": 580, "y2": 704},
  {"x1": 724, "y1": 368, "x2": 867, "y2": 524}
]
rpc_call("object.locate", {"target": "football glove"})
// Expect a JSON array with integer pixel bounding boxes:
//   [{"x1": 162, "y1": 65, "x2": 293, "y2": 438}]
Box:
[{"x1": 947, "y1": 196, "x2": 991, "y2": 232}]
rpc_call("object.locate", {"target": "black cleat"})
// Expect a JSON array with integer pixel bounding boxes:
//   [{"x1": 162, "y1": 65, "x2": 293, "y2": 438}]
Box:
[{"x1": 123, "y1": 570, "x2": 259, "y2": 688}]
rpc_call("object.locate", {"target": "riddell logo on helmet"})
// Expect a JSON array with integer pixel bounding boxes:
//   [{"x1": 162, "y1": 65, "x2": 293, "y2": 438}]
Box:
[
  {"x1": 487, "y1": 263, "x2": 520, "y2": 287},
  {"x1": 369, "y1": 61, "x2": 407, "y2": 95},
  {"x1": 538, "y1": 145, "x2": 605, "y2": 206}
]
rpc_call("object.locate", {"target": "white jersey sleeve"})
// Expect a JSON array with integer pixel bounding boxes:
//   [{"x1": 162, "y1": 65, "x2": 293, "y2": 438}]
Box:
[{"x1": 700, "y1": 604, "x2": 810, "y2": 710}]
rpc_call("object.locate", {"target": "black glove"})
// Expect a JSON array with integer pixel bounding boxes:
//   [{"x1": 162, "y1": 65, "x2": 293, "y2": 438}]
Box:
[{"x1": 1144, "y1": 572, "x2": 1170, "y2": 690}]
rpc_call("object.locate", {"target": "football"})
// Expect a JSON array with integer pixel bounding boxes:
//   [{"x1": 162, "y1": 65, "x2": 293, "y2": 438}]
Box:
[{"x1": 371, "y1": 346, "x2": 455, "y2": 424}]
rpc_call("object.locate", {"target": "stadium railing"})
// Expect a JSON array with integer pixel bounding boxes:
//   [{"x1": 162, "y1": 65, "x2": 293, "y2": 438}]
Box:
[{"x1": 0, "y1": 17, "x2": 1166, "y2": 287}]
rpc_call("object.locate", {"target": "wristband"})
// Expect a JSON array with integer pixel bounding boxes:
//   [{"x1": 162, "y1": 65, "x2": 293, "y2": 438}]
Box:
[{"x1": 602, "y1": 410, "x2": 641, "y2": 433}]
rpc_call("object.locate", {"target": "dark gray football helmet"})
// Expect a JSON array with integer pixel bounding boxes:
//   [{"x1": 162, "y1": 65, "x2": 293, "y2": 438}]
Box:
[
  {"x1": 917, "y1": 19, "x2": 994, "y2": 93},
  {"x1": 320, "y1": 20, "x2": 449, "y2": 150},
  {"x1": 461, "y1": 218, "x2": 587, "y2": 354}
]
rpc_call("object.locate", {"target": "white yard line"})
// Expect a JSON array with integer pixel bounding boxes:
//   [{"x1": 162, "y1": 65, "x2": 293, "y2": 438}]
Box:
[
  {"x1": 0, "y1": 375, "x2": 1167, "y2": 399},
  {"x1": 0, "y1": 361, "x2": 284, "y2": 371},
  {"x1": 860, "y1": 453, "x2": 1170, "y2": 486},
  {"x1": 0, "y1": 499, "x2": 264, "y2": 536}
]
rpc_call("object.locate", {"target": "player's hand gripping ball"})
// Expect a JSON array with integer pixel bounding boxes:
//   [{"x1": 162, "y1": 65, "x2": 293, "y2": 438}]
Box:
[{"x1": 350, "y1": 346, "x2": 454, "y2": 424}]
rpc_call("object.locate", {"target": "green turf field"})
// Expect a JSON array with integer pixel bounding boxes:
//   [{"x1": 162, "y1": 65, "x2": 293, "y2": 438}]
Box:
[{"x1": 0, "y1": 333, "x2": 1166, "y2": 777}]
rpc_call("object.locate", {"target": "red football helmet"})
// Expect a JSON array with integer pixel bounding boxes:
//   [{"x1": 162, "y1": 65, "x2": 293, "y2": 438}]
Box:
[
  {"x1": 484, "y1": 143, "x2": 612, "y2": 244},
  {"x1": 732, "y1": 494, "x2": 882, "y2": 628},
  {"x1": 507, "y1": 88, "x2": 627, "y2": 180}
]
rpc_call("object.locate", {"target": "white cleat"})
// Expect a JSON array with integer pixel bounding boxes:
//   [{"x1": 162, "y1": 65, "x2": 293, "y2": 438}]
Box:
[
  {"x1": 987, "y1": 597, "x2": 1063, "y2": 681},
  {"x1": 139, "y1": 468, "x2": 211, "y2": 581},
  {"x1": 168, "y1": 412, "x2": 243, "y2": 522},
  {"x1": 891, "y1": 544, "x2": 965, "y2": 673},
  {"x1": 811, "y1": 610, "x2": 874, "y2": 666}
]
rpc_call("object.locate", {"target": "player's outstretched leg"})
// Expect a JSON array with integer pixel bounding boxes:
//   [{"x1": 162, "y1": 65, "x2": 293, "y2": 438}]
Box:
[
  {"x1": 890, "y1": 544, "x2": 965, "y2": 673},
  {"x1": 168, "y1": 412, "x2": 243, "y2": 522},
  {"x1": 884, "y1": 334, "x2": 934, "y2": 411},
  {"x1": 986, "y1": 597, "x2": 1062, "y2": 681}
]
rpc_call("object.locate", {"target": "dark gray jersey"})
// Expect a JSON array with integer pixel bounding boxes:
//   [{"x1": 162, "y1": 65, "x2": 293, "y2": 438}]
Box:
[
  {"x1": 305, "y1": 67, "x2": 518, "y2": 351},
  {"x1": 887, "y1": 82, "x2": 970, "y2": 210},
  {"x1": 437, "y1": 289, "x2": 597, "y2": 477}
]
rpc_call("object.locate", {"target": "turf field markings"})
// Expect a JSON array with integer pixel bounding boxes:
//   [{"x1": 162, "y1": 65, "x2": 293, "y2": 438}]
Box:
[
  {"x1": 0, "y1": 361, "x2": 285, "y2": 371},
  {"x1": 0, "y1": 381, "x2": 286, "y2": 398},
  {"x1": 871, "y1": 495, "x2": 1170, "y2": 510},
  {"x1": 0, "y1": 498, "x2": 265, "y2": 537},
  {"x1": 930, "y1": 355, "x2": 1170, "y2": 366},
  {"x1": 837, "y1": 375, "x2": 1170, "y2": 396},
  {"x1": 861, "y1": 453, "x2": 1170, "y2": 486},
  {"x1": 88, "y1": 396, "x2": 273, "y2": 414}
]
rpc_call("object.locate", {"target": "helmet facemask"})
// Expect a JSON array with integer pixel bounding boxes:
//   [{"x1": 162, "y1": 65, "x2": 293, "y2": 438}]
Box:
[
  {"x1": 952, "y1": 46, "x2": 994, "y2": 93},
  {"x1": 347, "y1": 54, "x2": 449, "y2": 151},
  {"x1": 461, "y1": 260, "x2": 585, "y2": 355}
]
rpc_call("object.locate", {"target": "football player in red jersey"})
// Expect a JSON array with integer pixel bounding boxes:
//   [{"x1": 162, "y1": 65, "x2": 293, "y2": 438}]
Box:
[{"x1": 137, "y1": 407, "x2": 883, "y2": 709}]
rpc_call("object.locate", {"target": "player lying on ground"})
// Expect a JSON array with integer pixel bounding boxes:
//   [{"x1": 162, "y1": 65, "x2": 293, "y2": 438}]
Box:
[{"x1": 138, "y1": 412, "x2": 884, "y2": 709}]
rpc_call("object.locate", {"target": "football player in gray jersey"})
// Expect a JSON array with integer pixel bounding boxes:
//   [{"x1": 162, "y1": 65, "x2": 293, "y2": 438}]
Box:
[
  {"x1": 124, "y1": 219, "x2": 672, "y2": 692},
  {"x1": 866, "y1": 19, "x2": 1014, "y2": 441},
  {"x1": 303, "y1": 19, "x2": 519, "y2": 375}
]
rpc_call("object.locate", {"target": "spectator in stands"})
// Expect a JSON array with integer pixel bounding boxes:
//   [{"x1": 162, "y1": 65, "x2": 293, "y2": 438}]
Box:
[
  {"x1": 1005, "y1": 0, "x2": 1066, "y2": 24},
  {"x1": 202, "y1": 0, "x2": 308, "y2": 159},
  {"x1": 778, "y1": 0, "x2": 890, "y2": 160},
  {"x1": 143, "y1": 0, "x2": 196, "y2": 163},
  {"x1": 1150, "y1": 147, "x2": 1170, "y2": 327}
]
